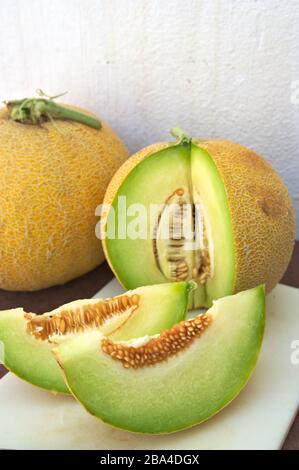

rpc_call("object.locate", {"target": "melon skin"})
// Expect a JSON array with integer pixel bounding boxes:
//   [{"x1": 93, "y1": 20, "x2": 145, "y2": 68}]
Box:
[
  {"x1": 195, "y1": 139, "x2": 295, "y2": 294},
  {"x1": 102, "y1": 137, "x2": 295, "y2": 300},
  {"x1": 0, "y1": 106, "x2": 129, "y2": 291}
]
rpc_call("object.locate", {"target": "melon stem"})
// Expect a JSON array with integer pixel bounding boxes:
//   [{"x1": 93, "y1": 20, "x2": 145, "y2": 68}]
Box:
[
  {"x1": 5, "y1": 91, "x2": 101, "y2": 130},
  {"x1": 170, "y1": 127, "x2": 192, "y2": 145}
]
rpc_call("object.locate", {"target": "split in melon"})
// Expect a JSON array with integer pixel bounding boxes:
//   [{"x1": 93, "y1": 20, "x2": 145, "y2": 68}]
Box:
[
  {"x1": 102, "y1": 129, "x2": 295, "y2": 308},
  {"x1": 54, "y1": 285, "x2": 266, "y2": 434},
  {"x1": 0, "y1": 282, "x2": 193, "y2": 393}
]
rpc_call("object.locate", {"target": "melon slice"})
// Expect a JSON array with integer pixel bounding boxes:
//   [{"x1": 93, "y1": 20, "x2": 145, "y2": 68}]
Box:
[
  {"x1": 0, "y1": 282, "x2": 193, "y2": 393},
  {"x1": 54, "y1": 285, "x2": 265, "y2": 434}
]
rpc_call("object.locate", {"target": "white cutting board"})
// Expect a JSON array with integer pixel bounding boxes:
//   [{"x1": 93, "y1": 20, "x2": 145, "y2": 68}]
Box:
[{"x1": 0, "y1": 281, "x2": 299, "y2": 450}]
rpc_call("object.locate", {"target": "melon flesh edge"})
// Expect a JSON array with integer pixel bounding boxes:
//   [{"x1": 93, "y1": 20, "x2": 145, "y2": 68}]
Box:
[
  {"x1": 0, "y1": 308, "x2": 69, "y2": 393},
  {"x1": 191, "y1": 144, "x2": 235, "y2": 306},
  {"x1": 55, "y1": 285, "x2": 265, "y2": 434}
]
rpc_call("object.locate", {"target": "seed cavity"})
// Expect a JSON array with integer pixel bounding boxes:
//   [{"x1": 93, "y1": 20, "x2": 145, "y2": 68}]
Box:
[
  {"x1": 102, "y1": 313, "x2": 212, "y2": 369},
  {"x1": 153, "y1": 187, "x2": 211, "y2": 286},
  {"x1": 25, "y1": 294, "x2": 140, "y2": 341}
]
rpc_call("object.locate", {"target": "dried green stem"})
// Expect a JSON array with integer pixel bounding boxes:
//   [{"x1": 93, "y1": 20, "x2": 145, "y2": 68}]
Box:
[
  {"x1": 170, "y1": 127, "x2": 192, "y2": 145},
  {"x1": 5, "y1": 90, "x2": 101, "y2": 130}
]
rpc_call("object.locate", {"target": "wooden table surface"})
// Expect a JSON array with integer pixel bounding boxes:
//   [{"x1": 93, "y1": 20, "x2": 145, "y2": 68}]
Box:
[{"x1": 0, "y1": 241, "x2": 298, "y2": 450}]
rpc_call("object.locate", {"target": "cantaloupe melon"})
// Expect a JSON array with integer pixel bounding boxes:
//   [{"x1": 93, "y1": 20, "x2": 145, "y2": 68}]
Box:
[
  {"x1": 102, "y1": 129, "x2": 295, "y2": 308},
  {"x1": 0, "y1": 93, "x2": 129, "y2": 290}
]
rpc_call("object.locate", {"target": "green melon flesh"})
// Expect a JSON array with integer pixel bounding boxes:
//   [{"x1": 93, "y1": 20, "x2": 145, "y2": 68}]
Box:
[
  {"x1": 191, "y1": 144, "x2": 235, "y2": 305},
  {"x1": 54, "y1": 285, "x2": 265, "y2": 434},
  {"x1": 105, "y1": 141, "x2": 235, "y2": 308},
  {"x1": 0, "y1": 282, "x2": 192, "y2": 393},
  {"x1": 106, "y1": 145, "x2": 191, "y2": 288},
  {"x1": 0, "y1": 307, "x2": 70, "y2": 394},
  {"x1": 110, "y1": 282, "x2": 193, "y2": 341}
]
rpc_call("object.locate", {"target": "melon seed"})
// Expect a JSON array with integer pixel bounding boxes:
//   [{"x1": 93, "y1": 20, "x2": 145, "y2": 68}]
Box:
[
  {"x1": 102, "y1": 313, "x2": 212, "y2": 369},
  {"x1": 25, "y1": 293, "x2": 140, "y2": 341}
]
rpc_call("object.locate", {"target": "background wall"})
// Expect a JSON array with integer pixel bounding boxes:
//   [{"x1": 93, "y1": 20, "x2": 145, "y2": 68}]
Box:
[{"x1": 0, "y1": 0, "x2": 298, "y2": 237}]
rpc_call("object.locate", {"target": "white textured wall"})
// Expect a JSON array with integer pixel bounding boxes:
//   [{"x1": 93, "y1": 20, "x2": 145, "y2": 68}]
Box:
[{"x1": 0, "y1": 0, "x2": 298, "y2": 237}]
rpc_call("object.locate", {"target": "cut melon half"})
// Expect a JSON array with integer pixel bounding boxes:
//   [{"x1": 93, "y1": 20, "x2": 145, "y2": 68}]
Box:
[
  {"x1": 0, "y1": 282, "x2": 193, "y2": 393},
  {"x1": 54, "y1": 285, "x2": 265, "y2": 434},
  {"x1": 103, "y1": 129, "x2": 295, "y2": 308},
  {"x1": 104, "y1": 132, "x2": 235, "y2": 308}
]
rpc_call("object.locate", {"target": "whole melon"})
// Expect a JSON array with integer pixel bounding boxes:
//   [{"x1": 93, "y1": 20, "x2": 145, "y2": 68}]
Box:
[
  {"x1": 102, "y1": 129, "x2": 295, "y2": 308},
  {"x1": 0, "y1": 104, "x2": 128, "y2": 291}
]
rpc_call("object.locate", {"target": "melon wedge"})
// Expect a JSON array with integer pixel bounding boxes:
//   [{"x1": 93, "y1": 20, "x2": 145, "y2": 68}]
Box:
[
  {"x1": 0, "y1": 282, "x2": 193, "y2": 394},
  {"x1": 54, "y1": 285, "x2": 265, "y2": 433}
]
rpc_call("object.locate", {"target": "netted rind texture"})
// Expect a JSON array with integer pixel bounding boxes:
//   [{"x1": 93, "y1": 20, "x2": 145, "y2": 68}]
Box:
[
  {"x1": 196, "y1": 139, "x2": 295, "y2": 293},
  {"x1": 0, "y1": 106, "x2": 129, "y2": 290}
]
